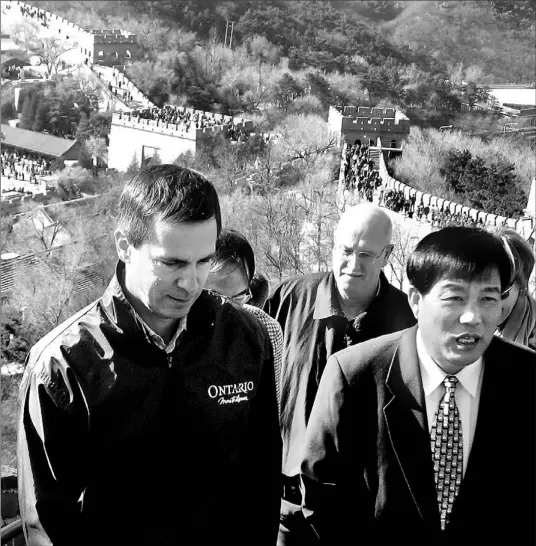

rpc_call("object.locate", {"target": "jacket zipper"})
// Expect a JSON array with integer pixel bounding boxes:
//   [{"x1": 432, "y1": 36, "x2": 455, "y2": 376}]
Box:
[{"x1": 168, "y1": 354, "x2": 173, "y2": 368}]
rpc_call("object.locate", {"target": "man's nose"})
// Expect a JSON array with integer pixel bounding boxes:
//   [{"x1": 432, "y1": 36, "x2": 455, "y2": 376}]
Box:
[
  {"x1": 346, "y1": 253, "x2": 363, "y2": 273},
  {"x1": 177, "y1": 266, "x2": 198, "y2": 293},
  {"x1": 459, "y1": 301, "x2": 483, "y2": 325}
]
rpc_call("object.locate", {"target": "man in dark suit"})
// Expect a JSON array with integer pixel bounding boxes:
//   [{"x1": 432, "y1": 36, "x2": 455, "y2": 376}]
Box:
[
  {"x1": 301, "y1": 226, "x2": 535, "y2": 545},
  {"x1": 265, "y1": 203, "x2": 416, "y2": 545}
]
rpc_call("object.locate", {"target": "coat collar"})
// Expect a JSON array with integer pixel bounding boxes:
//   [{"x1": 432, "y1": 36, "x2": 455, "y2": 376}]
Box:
[
  {"x1": 383, "y1": 325, "x2": 440, "y2": 526},
  {"x1": 313, "y1": 270, "x2": 389, "y2": 321}
]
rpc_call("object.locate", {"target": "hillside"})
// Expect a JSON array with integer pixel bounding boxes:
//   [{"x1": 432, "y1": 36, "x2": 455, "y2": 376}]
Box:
[{"x1": 26, "y1": 0, "x2": 535, "y2": 87}]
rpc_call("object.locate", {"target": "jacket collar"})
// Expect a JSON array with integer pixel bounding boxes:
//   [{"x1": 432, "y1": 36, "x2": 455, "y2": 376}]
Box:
[
  {"x1": 99, "y1": 261, "x2": 217, "y2": 348},
  {"x1": 313, "y1": 270, "x2": 389, "y2": 321}
]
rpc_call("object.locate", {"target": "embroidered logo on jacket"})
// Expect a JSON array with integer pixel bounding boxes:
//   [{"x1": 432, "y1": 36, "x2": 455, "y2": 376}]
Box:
[{"x1": 207, "y1": 382, "x2": 254, "y2": 405}]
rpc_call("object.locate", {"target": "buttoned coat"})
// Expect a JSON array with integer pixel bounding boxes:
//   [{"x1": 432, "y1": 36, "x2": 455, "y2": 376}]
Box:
[{"x1": 301, "y1": 326, "x2": 536, "y2": 545}]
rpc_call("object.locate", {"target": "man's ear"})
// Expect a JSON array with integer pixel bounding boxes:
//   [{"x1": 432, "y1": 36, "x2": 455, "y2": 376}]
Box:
[
  {"x1": 382, "y1": 244, "x2": 394, "y2": 267},
  {"x1": 407, "y1": 285, "x2": 422, "y2": 320},
  {"x1": 114, "y1": 228, "x2": 131, "y2": 263}
]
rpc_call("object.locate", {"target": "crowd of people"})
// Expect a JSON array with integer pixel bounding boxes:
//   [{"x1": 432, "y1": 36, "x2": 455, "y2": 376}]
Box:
[
  {"x1": 1, "y1": 64, "x2": 24, "y2": 80},
  {"x1": 15, "y1": 163, "x2": 535, "y2": 546},
  {"x1": 1, "y1": 149, "x2": 53, "y2": 182},
  {"x1": 132, "y1": 105, "x2": 230, "y2": 131},
  {"x1": 17, "y1": 3, "x2": 49, "y2": 27},
  {"x1": 380, "y1": 188, "x2": 488, "y2": 228},
  {"x1": 4, "y1": 11, "x2": 535, "y2": 546},
  {"x1": 124, "y1": 105, "x2": 251, "y2": 141},
  {"x1": 342, "y1": 142, "x2": 382, "y2": 202}
]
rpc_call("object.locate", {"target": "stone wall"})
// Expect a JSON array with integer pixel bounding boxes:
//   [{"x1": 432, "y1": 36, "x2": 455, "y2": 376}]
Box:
[
  {"x1": 7, "y1": 0, "x2": 138, "y2": 65},
  {"x1": 377, "y1": 140, "x2": 534, "y2": 239},
  {"x1": 108, "y1": 112, "x2": 254, "y2": 171}
]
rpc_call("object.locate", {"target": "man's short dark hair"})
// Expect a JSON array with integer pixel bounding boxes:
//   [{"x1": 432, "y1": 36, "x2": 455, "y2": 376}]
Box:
[
  {"x1": 250, "y1": 273, "x2": 270, "y2": 308},
  {"x1": 407, "y1": 227, "x2": 512, "y2": 296},
  {"x1": 211, "y1": 229, "x2": 255, "y2": 283},
  {"x1": 117, "y1": 164, "x2": 221, "y2": 247}
]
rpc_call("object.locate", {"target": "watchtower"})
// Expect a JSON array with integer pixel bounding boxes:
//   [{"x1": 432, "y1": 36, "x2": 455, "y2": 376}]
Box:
[{"x1": 328, "y1": 105, "x2": 410, "y2": 149}]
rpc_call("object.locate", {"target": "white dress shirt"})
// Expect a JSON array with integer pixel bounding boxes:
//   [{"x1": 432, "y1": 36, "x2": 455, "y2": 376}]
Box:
[{"x1": 416, "y1": 329, "x2": 485, "y2": 476}]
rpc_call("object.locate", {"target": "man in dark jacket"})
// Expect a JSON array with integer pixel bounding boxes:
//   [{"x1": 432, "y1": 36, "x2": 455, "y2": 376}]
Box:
[
  {"x1": 301, "y1": 227, "x2": 535, "y2": 545},
  {"x1": 17, "y1": 165, "x2": 282, "y2": 546},
  {"x1": 265, "y1": 203, "x2": 416, "y2": 545}
]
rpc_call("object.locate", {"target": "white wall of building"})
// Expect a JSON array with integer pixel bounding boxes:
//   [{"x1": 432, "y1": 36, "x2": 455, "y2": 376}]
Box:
[
  {"x1": 108, "y1": 123, "x2": 196, "y2": 171},
  {"x1": 489, "y1": 88, "x2": 536, "y2": 106}
]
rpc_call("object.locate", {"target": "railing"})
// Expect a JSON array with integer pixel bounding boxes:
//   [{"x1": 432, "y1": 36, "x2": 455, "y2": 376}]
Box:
[{"x1": 1, "y1": 519, "x2": 24, "y2": 546}]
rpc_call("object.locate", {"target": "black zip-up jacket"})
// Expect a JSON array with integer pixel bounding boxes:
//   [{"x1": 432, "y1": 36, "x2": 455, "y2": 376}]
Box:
[
  {"x1": 17, "y1": 264, "x2": 282, "y2": 546},
  {"x1": 265, "y1": 270, "x2": 416, "y2": 478}
]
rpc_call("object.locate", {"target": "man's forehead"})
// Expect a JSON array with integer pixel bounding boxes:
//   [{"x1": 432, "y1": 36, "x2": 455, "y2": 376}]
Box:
[
  {"x1": 434, "y1": 272, "x2": 501, "y2": 290},
  {"x1": 335, "y1": 224, "x2": 389, "y2": 248}
]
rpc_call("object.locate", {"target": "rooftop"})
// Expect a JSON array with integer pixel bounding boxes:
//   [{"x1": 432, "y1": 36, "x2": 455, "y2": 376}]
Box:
[{"x1": 0, "y1": 124, "x2": 79, "y2": 158}]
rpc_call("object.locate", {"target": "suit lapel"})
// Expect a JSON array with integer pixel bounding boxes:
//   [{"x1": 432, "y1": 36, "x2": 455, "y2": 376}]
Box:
[
  {"x1": 454, "y1": 342, "x2": 503, "y2": 502},
  {"x1": 383, "y1": 327, "x2": 440, "y2": 524}
]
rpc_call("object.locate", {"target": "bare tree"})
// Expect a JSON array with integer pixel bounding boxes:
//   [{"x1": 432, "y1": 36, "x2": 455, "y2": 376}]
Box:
[
  {"x1": 85, "y1": 136, "x2": 108, "y2": 177},
  {"x1": 272, "y1": 114, "x2": 337, "y2": 167},
  {"x1": 384, "y1": 220, "x2": 420, "y2": 290},
  {"x1": 36, "y1": 36, "x2": 70, "y2": 77}
]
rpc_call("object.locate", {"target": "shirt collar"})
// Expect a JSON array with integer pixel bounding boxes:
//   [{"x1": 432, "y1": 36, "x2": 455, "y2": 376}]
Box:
[
  {"x1": 313, "y1": 272, "x2": 345, "y2": 320},
  {"x1": 313, "y1": 271, "x2": 385, "y2": 320},
  {"x1": 118, "y1": 264, "x2": 187, "y2": 353},
  {"x1": 416, "y1": 328, "x2": 482, "y2": 398}
]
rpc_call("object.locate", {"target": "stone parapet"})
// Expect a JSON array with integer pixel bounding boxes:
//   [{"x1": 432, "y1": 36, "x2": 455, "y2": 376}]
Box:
[
  {"x1": 112, "y1": 110, "x2": 253, "y2": 138},
  {"x1": 375, "y1": 140, "x2": 534, "y2": 238},
  {"x1": 341, "y1": 116, "x2": 410, "y2": 133}
]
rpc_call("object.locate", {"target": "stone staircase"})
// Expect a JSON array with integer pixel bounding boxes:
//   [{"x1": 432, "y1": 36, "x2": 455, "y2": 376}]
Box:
[{"x1": 368, "y1": 147, "x2": 380, "y2": 171}]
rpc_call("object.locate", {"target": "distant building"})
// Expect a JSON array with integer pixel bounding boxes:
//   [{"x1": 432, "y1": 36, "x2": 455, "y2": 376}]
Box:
[
  {"x1": 328, "y1": 105, "x2": 410, "y2": 149},
  {"x1": 488, "y1": 84, "x2": 536, "y2": 108},
  {"x1": 1, "y1": 124, "x2": 81, "y2": 161},
  {"x1": 107, "y1": 110, "x2": 254, "y2": 172}
]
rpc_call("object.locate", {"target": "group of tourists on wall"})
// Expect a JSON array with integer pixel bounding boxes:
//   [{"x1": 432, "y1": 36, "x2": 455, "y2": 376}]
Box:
[
  {"x1": 121, "y1": 105, "x2": 251, "y2": 142},
  {"x1": 17, "y1": 3, "x2": 49, "y2": 27},
  {"x1": 342, "y1": 141, "x2": 382, "y2": 202},
  {"x1": 380, "y1": 187, "x2": 488, "y2": 229}
]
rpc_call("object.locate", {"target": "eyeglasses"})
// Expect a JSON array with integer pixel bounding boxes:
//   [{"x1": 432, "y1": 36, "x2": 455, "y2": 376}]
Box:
[
  {"x1": 229, "y1": 287, "x2": 252, "y2": 305},
  {"x1": 340, "y1": 246, "x2": 391, "y2": 266}
]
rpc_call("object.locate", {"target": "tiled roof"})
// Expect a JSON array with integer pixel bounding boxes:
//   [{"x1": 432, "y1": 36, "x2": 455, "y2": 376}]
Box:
[{"x1": 0, "y1": 124, "x2": 79, "y2": 158}]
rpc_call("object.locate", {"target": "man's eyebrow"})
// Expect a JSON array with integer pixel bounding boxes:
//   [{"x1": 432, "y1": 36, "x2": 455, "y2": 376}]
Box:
[
  {"x1": 482, "y1": 286, "x2": 501, "y2": 293},
  {"x1": 440, "y1": 283, "x2": 501, "y2": 293},
  {"x1": 156, "y1": 252, "x2": 215, "y2": 263}
]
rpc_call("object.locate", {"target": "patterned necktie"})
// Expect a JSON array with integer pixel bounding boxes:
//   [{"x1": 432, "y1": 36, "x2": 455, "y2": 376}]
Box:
[{"x1": 430, "y1": 375, "x2": 464, "y2": 531}]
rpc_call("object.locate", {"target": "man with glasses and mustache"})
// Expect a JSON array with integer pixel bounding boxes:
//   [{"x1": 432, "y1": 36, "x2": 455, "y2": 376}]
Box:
[
  {"x1": 265, "y1": 202, "x2": 416, "y2": 545},
  {"x1": 17, "y1": 165, "x2": 281, "y2": 546}
]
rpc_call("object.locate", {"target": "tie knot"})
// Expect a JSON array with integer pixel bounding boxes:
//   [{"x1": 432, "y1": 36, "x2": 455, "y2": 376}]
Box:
[{"x1": 443, "y1": 375, "x2": 459, "y2": 391}]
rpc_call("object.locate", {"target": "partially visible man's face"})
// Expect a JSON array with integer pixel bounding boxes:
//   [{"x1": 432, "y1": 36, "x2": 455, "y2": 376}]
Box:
[
  {"x1": 499, "y1": 280, "x2": 521, "y2": 325},
  {"x1": 117, "y1": 217, "x2": 217, "y2": 327},
  {"x1": 409, "y1": 268, "x2": 503, "y2": 374},
  {"x1": 205, "y1": 263, "x2": 250, "y2": 304},
  {"x1": 332, "y1": 222, "x2": 391, "y2": 302}
]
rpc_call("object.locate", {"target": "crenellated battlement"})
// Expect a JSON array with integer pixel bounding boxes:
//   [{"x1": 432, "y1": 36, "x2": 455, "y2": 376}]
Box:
[
  {"x1": 328, "y1": 105, "x2": 411, "y2": 147},
  {"x1": 111, "y1": 110, "x2": 253, "y2": 139},
  {"x1": 112, "y1": 113, "x2": 197, "y2": 139},
  {"x1": 5, "y1": 0, "x2": 138, "y2": 65}
]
